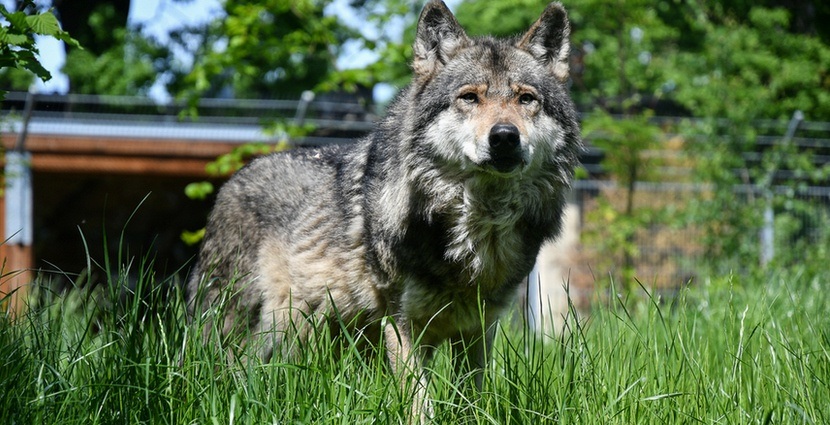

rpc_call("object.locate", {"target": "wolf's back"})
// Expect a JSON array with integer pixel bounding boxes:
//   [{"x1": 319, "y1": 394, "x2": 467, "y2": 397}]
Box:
[{"x1": 185, "y1": 143, "x2": 370, "y2": 327}]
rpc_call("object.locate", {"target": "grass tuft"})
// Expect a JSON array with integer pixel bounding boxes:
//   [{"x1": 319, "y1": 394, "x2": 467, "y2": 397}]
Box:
[{"x1": 1, "y1": 257, "x2": 828, "y2": 423}]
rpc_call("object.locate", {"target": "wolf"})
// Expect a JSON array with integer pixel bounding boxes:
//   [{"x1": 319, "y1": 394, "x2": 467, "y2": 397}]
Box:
[{"x1": 187, "y1": 0, "x2": 580, "y2": 418}]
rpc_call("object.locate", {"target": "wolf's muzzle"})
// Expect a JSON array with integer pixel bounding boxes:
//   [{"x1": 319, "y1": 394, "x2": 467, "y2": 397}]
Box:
[{"x1": 487, "y1": 123, "x2": 523, "y2": 172}]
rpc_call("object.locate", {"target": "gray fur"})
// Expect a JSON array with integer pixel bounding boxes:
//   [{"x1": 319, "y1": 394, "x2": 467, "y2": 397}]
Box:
[{"x1": 188, "y1": 1, "x2": 580, "y2": 419}]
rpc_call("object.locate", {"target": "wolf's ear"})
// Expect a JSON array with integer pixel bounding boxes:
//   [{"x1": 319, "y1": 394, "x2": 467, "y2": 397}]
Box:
[
  {"x1": 516, "y1": 2, "x2": 571, "y2": 82},
  {"x1": 413, "y1": 1, "x2": 470, "y2": 78}
]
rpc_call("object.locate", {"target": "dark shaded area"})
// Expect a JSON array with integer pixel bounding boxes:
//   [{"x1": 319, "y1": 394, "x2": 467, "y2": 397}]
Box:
[
  {"x1": 53, "y1": 0, "x2": 131, "y2": 55},
  {"x1": 718, "y1": 0, "x2": 830, "y2": 43},
  {"x1": 33, "y1": 172, "x2": 213, "y2": 288}
]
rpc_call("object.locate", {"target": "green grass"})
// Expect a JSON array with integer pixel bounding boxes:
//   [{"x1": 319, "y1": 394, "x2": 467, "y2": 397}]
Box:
[{"x1": 1, "y1": 264, "x2": 828, "y2": 424}]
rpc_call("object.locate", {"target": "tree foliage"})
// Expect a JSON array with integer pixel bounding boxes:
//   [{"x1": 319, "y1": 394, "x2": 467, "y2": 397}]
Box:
[
  {"x1": 2, "y1": 0, "x2": 381, "y2": 99},
  {"x1": 0, "y1": 0, "x2": 79, "y2": 98},
  {"x1": 57, "y1": 0, "x2": 164, "y2": 96},
  {"x1": 177, "y1": 0, "x2": 349, "y2": 101},
  {"x1": 62, "y1": 28, "x2": 163, "y2": 96},
  {"x1": 671, "y1": 6, "x2": 830, "y2": 121},
  {"x1": 0, "y1": 0, "x2": 162, "y2": 95}
]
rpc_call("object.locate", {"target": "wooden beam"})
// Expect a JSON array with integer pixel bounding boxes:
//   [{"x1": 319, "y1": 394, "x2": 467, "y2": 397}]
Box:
[
  {"x1": 31, "y1": 154, "x2": 217, "y2": 177},
  {"x1": 2, "y1": 134, "x2": 240, "y2": 159},
  {"x1": 3, "y1": 134, "x2": 239, "y2": 159},
  {"x1": 1, "y1": 133, "x2": 244, "y2": 177}
]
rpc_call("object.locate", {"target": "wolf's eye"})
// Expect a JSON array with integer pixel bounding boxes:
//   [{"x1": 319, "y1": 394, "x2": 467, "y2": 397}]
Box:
[
  {"x1": 459, "y1": 92, "x2": 479, "y2": 104},
  {"x1": 518, "y1": 93, "x2": 537, "y2": 105}
]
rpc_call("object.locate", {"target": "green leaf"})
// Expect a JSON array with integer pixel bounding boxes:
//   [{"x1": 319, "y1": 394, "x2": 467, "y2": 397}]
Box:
[
  {"x1": 181, "y1": 228, "x2": 206, "y2": 245},
  {"x1": 4, "y1": 10, "x2": 29, "y2": 31},
  {"x1": 0, "y1": 28, "x2": 30, "y2": 46},
  {"x1": 25, "y1": 12, "x2": 62, "y2": 36},
  {"x1": 13, "y1": 49, "x2": 52, "y2": 81},
  {"x1": 22, "y1": 60, "x2": 52, "y2": 81},
  {"x1": 184, "y1": 181, "x2": 214, "y2": 200},
  {"x1": 54, "y1": 31, "x2": 82, "y2": 49}
]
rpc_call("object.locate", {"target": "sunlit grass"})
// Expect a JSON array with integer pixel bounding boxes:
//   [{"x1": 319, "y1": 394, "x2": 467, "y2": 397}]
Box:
[{"x1": 1, "y1": 260, "x2": 828, "y2": 424}]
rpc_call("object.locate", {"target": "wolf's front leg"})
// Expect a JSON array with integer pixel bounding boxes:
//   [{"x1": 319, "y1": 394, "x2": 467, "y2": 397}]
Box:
[
  {"x1": 455, "y1": 323, "x2": 497, "y2": 391},
  {"x1": 383, "y1": 317, "x2": 433, "y2": 424}
]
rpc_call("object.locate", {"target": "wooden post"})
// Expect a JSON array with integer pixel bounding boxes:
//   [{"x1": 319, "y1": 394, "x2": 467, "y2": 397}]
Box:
[{"x1": 2, "y1": 151, "x2": 34, "y2": 317}]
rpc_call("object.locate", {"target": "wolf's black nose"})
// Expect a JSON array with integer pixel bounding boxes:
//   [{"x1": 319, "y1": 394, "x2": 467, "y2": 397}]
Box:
[
  {"x1": 488, "y1": 124, "x2": 520, "y2": 152},
  {"x1": 487, "y1": 124, "x2": 522, "y2": 172}
]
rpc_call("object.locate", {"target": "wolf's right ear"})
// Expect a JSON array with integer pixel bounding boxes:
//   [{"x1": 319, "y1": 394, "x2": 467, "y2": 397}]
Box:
[
  {"x1": 413, "y1": 1, "x2": 470, "y2": 78},
  {"x1": 517, "y1": 2, "x2": 571, "y2": 82}
]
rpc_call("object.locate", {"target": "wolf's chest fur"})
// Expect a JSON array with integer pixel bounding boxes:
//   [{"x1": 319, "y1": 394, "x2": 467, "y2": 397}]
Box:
[
  {"x1": 446, "y1": 179, "x2": 533, "y2": 283},
  {"x1": 385, "y1": 173, "x2": 546, "y2": 330}
]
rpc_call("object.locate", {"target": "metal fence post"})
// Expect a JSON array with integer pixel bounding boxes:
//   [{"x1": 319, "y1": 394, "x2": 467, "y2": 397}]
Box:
[{"x1": 761, "y1": 110, "x2": 804, "y2": 267}]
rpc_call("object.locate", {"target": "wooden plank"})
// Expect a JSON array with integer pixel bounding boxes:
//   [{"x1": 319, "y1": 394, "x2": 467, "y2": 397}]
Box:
[
  {"x1": 2, "y1": 134, "x2": 240, "y2": 158},
  {"x1": 31, "y1": 154, "x2": 218, "y2": 177}
]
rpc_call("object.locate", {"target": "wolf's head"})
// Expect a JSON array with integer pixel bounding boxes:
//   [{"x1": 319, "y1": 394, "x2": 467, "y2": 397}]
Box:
[{"x1": 407, "y1": 1, "x2": 579, "y2": 179}]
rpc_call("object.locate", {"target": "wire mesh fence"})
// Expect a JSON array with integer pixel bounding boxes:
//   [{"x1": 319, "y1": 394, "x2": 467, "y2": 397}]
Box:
[{"x1": 566, "y1": 178, "x2": 830, "y2": 292}]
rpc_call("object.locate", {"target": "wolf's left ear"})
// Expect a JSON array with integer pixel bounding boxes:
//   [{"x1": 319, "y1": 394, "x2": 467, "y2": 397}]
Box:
[
  {"x1": 413, "y1": 1, "x2": 470, "y2": 78},
  {"x1": 517, "y1": 2, "x2": 571, "y2": 82}
]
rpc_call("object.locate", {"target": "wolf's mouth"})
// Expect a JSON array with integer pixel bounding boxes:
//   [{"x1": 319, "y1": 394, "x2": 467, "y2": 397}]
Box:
[{"x1": 485, "y1": 156, "x2": 525, "y2": 173}]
